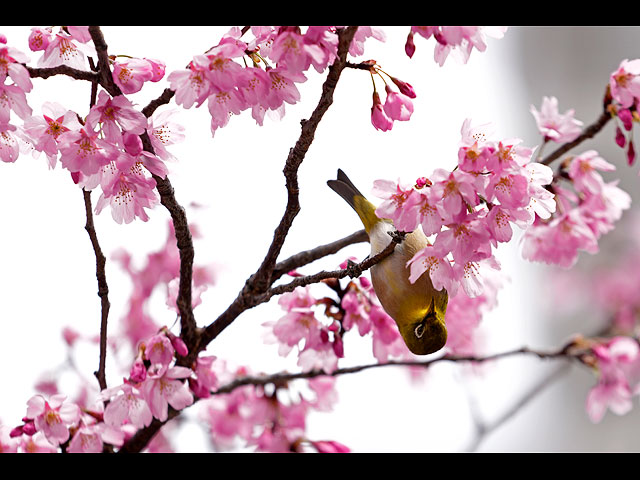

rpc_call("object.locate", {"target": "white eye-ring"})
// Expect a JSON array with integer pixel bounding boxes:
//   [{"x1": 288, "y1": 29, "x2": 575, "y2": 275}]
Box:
[{"x1": 414, "y1": 323, "x2": 425, "y2": 338}]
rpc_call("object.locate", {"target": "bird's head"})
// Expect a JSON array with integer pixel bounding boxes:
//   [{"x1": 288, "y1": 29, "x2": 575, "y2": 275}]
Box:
[{"x1": 398, "y1": 295, "x2": 448, "y2": 356}]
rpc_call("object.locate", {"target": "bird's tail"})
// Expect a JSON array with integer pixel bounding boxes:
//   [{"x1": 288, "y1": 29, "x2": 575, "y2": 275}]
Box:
[{"x1": 327, "y1": 169, "x2": 380, "y2": 234}]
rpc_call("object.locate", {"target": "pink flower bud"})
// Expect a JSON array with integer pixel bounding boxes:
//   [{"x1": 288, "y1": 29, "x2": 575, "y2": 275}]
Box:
[
  {"x1": 615, "y1": 126, "x2": 627, "y2": 147},
  {"x1": 390, "y1": 76, "x2": 416, "y2": 99},
  {"x1": 129, "y1": 358, "x2": 147, "y2": 383},
  {"x1": 123, "y1": 131, "x2": 144, "y2": 156},
  {"x1": 145, "y1": 58, "x2": 166, "y2": 82},
  {"x1": 404, "y1": 32, "x2": 416, "y2": 58},
  {"x1": 628, "y1": 140, "x2": 636, "y2": 166},
  {"x1": 311, "y1": 440, "x2": 351, "y2": 453},
  {"x1": 28, "y1": 27, "x2": 52, "y2": 52},
  {"x1": 618, "y1": 108, "x2": 634, "y2": 131}
]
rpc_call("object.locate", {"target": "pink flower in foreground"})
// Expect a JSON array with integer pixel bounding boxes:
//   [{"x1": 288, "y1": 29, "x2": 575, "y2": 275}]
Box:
[
  {"x1": 94, "y1": 163, "x2": 159, "y2": 224},
  {"x1": 68, "y1": 422, "x2": 124, "y2": 452},
  {"x1": 57, "y1": 127, "x2": 115, "y2": 175},
  {"x1": 20, "y1": 101, "x2": 82, "y2": 168},
  {"x1": 86, "y1": 91, "x2": 148, "y2": 145},
  {"x1": 37, "y1": 32, "x2": 90, "y2": 70},
  {"x1": 25, "y1": 394, "x2": 81, "y2": 446},
  {"x1": 530, "y1": 96, "x2": 583, "y2": 143},
  {"x1": 144, "y1": 333, "x2": 175, "y2": 367},
  {"x1": 372, "y1": 178, "x2": 421, "y2": 232},
  {"x1": 142, "y1": 366, "x2": 194, "y2": 422}
]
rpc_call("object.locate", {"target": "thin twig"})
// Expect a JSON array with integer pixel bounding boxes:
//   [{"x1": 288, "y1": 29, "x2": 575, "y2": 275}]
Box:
[
  {"x1": 82, "y1": 189, "x2": 111, "y2": 391},
  {"x1": 270, "y1": 228, "x2": 368, "y2": 283}
]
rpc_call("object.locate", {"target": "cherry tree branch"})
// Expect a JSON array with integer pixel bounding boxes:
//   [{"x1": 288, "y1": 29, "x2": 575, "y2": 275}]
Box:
[
  {"x1": 270, "y1": 228, "x2": 368, "y2": 283},
  {"x1": 82, "y1": 189, "x2": 111, "y2": 391}
]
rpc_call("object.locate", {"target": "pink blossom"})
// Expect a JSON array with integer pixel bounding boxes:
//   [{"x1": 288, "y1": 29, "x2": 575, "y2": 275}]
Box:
[
  {"x1": 117, "y1": 131, "x2": 168, "y2": 178},
  {"x1": 567, "y1": 150, "x2": 616, "y2": 194},
  {"x1": 25, "y1": 394, "x2": 81, "y2": 446},
  {"x1": 146, "y1": 109, "x2": 185, "y2": 162},
  {"x1": 28, "y1": 27, "x2": 53, "y2": 52},
  {"x1": 0, "y1": 83, "x2": 32, "y2": 123},
  {"x1": 264, "y1": 66, "x2": 306, "y2": 111},
  {"x1": 102, "y1": 382, "x2": 153, "y2": 429},
  {"x1": 411, "y1": 186, "x2": 445, "y2": 236},
  {"x1": 145, "y1": 58, "x2": 166, "y2": 82},
  {"x1": 430, "y1": 168, "x2": 479, "y2": 223},
  {"x1": 168, "y1": 59, "x2": 214, "y2": 109},
  {"x1": 112, "y1": 57, "x2": 154, "y2": 94},
  {"x1": 304, "y1": 26, "x2": 339, "y2": 72},
  {"x1": 20, "y1": 102, "x2": 82, "y2": 168},
  {"x1": 37, "y1": 32, "x2": 90, "y2": 70},
  {"x1": 433, "y1": 211, "x2": 493, "y2": 265},
  {"x1": 530, "y1": 96, "x2": 583, "y2": 143},
  {"x1": 0, "y1": 44, "x2": 32, "y2": 92},
  {"x1": 142, "y1": 366, "x2": 194, "y2": 422},
  {"x1": 18, "y1": 432, "x2": 57, "y2": 453},
  {"x1": 372, "y1": 178, "x2": 421, "y2": 232},
  {"x1": 86, "y1": 91, "x2": 148, "y2": 145},
  {"x1": 407, "y1": 243, "x2": 455, "y2": 292},
  {"x1": 370, "y1": 305, "x2": 410, "y2": 362},
  {"x1": 270, "y1": 27, "x2": 327, "y2": 74},
  {"x1": 144, "y1": 333, "x2": 175, "y2": 367},
  {"x1": 586, "y1": 337, "x2": 640, "y2": 423},
  {"x1": 94, "y1": 164, "x2": 159, "y2": 224},
  {"x1": 207, "y1": 84, "x2": 247, "y2": 135},
  {"x1": 609, "y1": 58, "x2": 640, "y2": 108},
  {"x1": 57, "y1": 127, "x2": 115, "y2": 175},
  {"x1": 520, "y1": 210, "x2": 599, "y2": 269},
  {"x1": 383, "y1": 85, "x2": 414, "y2": 122},
  {"x1": 189, "y1": 355, "x2": 219, "y2": 399},
  {"x1": 201, "y1": 39, "x2": 247, "y2": 91},
  {"x1": 0, "y1": 123, "x2": 20, "y2": 163},
  {"x1": 371, "y1": 91, "x2": 393, "y2": 132},
  {"x1": 349, "y1": 26, "x2": 386, "y2": 57},
  {"x1": 68, "y1": 422, "x2": 124, "y2": 452},
  {"x1": 341, "y1": 289, "x2": 373, "y2": 336}
]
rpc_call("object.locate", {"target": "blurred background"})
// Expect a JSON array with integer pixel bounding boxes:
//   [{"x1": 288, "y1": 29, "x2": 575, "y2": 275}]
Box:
[{"x1": 2, "y1": 26, "x2": 640, "y2": 452}]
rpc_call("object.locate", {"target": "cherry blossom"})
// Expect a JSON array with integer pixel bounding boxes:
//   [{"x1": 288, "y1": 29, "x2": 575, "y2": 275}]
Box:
[{"x1": 530, "y1": 96, "x2": 583, "y2": 143}]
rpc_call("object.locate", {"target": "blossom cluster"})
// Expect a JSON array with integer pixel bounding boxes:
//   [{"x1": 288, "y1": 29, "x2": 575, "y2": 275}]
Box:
[
  {"x1": 169, "y1": 26, "x2": 382, "y2": 137},
  {"x1": 521, "y1": 95, "x2": 631, "y2": 269},
  {"x1": 3, "y1": 325, "x2": 348, "y2": 453},
  {"x1": 608, "y1": 58, "x2": 640, "y2": 165},
  {"x1": 404, "y1": 26, "x2": 507, "y2": 66},
  {"x1": 520, "y1": 150, "x2": 630, "y2": 269},
  {"x1": 583, "y1": 336, "x2": 640, "y2": 424},
  {"x1": 372, "y1": 118, "x2": 556, "y2": 299},
  {"x1": 1, "y1": 26, "x2": 187, "y2": 224}
]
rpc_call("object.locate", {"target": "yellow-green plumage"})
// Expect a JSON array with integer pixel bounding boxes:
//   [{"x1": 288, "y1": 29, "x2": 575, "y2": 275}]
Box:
[{"x1": 328, "y1": 169, "x2": 448, "y2": 355}]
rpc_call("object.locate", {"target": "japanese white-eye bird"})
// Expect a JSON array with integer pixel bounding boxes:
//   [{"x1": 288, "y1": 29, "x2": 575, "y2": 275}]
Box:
[{"x1": 327, "y1": 169, "x2": 449, "y2": 355}]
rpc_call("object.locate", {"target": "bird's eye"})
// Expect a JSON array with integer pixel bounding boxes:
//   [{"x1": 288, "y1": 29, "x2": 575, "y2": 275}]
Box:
[{"x1": 414, "y1": 323, "x2": 425, "y2": 338}]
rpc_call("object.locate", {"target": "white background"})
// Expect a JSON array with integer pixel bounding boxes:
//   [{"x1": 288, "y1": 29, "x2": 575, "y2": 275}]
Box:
[{"x1": 1, "y1": 26, "x2": 640, "y2": 452}]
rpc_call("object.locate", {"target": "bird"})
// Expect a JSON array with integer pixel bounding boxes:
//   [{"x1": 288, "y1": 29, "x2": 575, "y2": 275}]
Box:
[{"x1": 327, "y1": 169, "x2": 448, "y2": 355}]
